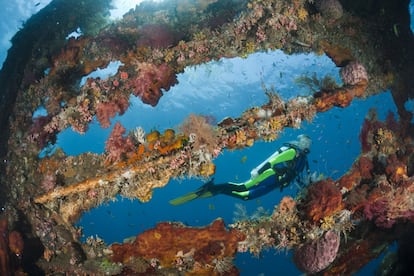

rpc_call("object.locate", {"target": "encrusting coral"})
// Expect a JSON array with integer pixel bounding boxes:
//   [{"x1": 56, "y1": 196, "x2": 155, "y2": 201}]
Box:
[
  {"x1": 0, "y1": 217, "x2": 25, "y2": 275},
  {"x1": 110, "y1": 219, "x2": 245, "y2": 275},
  {"x1": 314, "y1": 0, "x2": 344, "y2": 21},
  {"x1": 34, "y1": 153, "x2": 177, "y2": 223}
]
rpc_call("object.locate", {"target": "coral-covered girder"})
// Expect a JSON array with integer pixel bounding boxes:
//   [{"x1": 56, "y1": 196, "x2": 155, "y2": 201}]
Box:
[{"x1": 110, "y1": 219, "x2": 245, "y2": 275}]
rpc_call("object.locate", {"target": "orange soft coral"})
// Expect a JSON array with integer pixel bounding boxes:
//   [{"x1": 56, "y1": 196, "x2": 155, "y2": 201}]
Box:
[
  {"x1": 278, "y1": 196, "x2": 297, "y2": 214},
  {"x1": 303, "y1": 179, "x2": 344, "y2": 222},
  {"x1": 313, "y1": 81, "x2": 367, "y2": 112}
]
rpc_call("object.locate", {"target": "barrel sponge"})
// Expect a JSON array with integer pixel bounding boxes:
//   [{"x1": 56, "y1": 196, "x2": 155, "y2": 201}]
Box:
[{"x1": 293, "y1": 230, "x2": 340, "y2": 273}]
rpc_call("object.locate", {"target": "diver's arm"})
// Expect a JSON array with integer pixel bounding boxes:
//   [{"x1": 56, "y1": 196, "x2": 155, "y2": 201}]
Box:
[
  {"x1": 250, "y1": 146, "x2": 289, "y2": 178},
  {"x1": 269, "y1": 148, "x2": 296, "y2": 166},
  {"x1": 250, "y1": 147, "x2": 297, "y2": 178},
  {"x1": 244, "y1": 168, "x2": 276, "y2": 189}
]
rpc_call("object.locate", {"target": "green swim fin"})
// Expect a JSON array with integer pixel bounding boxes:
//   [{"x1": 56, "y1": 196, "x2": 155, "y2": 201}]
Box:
[
  {"x1": 169, "y1": 192, "x2": 200, "y2": 205},
  {"x1": 169, "y1": 180, "x2": 215, "y2": 205}
]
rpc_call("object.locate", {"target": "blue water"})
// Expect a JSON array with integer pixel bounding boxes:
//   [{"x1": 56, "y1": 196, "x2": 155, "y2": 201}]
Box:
[{"x1": 411, "y1": 0, "x2": 414, "y2": 32}]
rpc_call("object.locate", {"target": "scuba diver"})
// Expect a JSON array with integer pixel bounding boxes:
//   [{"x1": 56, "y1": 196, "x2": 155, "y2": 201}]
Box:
[{"x1": 169, "y1": 134, "x2": 311, "y2": 205}]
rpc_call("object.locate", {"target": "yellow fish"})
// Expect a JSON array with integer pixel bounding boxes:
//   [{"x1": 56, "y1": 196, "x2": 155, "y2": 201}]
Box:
[{"x1": 240, "y1": 155, "x2": 248, "y2": 163}]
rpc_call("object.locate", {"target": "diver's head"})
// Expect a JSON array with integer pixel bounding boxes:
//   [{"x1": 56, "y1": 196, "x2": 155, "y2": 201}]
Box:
[
  {"x1": 291, "y1": 134, "x2": 311, "y2": 152},
  {"x1": 298, "y1": 134, "x2": 311, "y2": 152}
]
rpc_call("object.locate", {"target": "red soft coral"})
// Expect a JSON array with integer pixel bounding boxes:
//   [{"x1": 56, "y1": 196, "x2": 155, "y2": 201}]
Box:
[
  {"x1": 105, "y1": 122, "x2": 135, "y2": 164},
  {"x1": 358, "y1": 155, "x2": 374, "y2": 179},
  {"x1": 359, "y1": 110, "x2": 383, "y2": 153},
  {"x1": 131, "y1": 62, "x2": 177, "y2": 106},
  {"x1": 95, "y1": 96, "x2": 129, "y2": 128},
  {"x1": 136, "y1": 24, "x2": 178, "y2": 49}
]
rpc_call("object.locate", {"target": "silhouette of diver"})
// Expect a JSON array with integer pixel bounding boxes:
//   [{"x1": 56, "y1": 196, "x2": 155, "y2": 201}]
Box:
[{"x1": 169, "y1": 134, "x2": 311, "y2": 205}]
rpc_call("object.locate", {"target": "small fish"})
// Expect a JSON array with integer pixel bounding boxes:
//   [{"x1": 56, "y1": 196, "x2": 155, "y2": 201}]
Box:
[
  {"x1": 123, "y1": 236, "x2": 136, "y2": 244},
  {"x1": 208, "y1": 203, "x2": 215, "y2": 210},
  {"x1": 331, "y1": 170, "x2": 339, "y2": 175},
  {"x1": 106, "y1": 210, "x2": 115, "y2": 218},
  {"x1": 240, "y1": 155, "x2": 248, "y2": 163},
  {"x1": 311, "y1": 172, "x2": 325, "y2": 182},
  {"x1": 35, "y1": 2, "x2": 40, "y2": 7}
]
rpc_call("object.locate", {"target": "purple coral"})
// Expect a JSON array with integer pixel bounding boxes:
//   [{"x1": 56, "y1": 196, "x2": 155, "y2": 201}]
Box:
[
  {"x1": 293, "y1": 230, "x2": 340, "y2": 274},
  {"x1": 364, "y1": 198, "x2": 399, "y2": 228},
  {"x1": 315, "y1": 0, "x2": 343, "y2": 20},
  {"x1": 340, "y1": 61, "x2": 369, "y2": 86},
  {"x1": 137, "y1": 24, "x2": 178, "y2": 49},
  {"x1": 96, "y1": 96, "x2": 130, "y2": 128},
  {"x1": 105, "y1": 122, "x2": 135, "y2": 164},
  {"x1": 131, "y1": 62, "x2": 178, "y2": 106},
  {"x1": 41, "y1": 172, "x2": 57, "y2": 192}
]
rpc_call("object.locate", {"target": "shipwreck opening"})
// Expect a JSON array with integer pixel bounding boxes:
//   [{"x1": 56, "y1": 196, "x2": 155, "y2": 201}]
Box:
[
  {"x1": 1, "y1": 0, "x2": 413, "y2": 275},
  {"x1": 62, "y1": 48, "x2": 395, "y2": 245},
  {"x1": 75, "y1": 90, "x2": 398, "y2": 240}
]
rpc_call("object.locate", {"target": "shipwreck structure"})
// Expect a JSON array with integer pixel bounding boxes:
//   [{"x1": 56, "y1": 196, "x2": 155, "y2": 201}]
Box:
[{"x1": 0, "y1": 0, "x2": 413, "y2": 274}]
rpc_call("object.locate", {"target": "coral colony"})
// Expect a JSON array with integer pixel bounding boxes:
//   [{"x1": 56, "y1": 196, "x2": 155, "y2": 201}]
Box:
[{"x1": 0, "y1": 0, "x2": 413, "y2": 275}]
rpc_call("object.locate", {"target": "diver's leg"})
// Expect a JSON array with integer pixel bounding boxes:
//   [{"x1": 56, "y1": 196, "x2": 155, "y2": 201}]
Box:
[
  {"x1": 170, "y1": 180, "x2": 247, "y2": 205},
  {"x1": 230, "y1": 174, "x2": 278, "y2": 200},
  {"x1": 209, "y1": 182, "x2": 249, "y2": 200}
]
